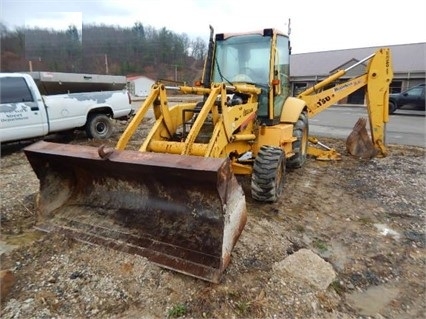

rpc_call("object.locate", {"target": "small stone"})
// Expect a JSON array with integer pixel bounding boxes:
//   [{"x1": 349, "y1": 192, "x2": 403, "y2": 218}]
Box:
[
  {"x1": 48, "y1": 276, "x2": 57, "y2": 283},
  {"x1": 0, "y1": 269, "x2": 16, "y2": 300}
]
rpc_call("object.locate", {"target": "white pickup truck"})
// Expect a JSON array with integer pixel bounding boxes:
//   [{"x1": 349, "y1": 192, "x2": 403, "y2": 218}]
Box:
[{"x1": 0, "y1": 73, "x2": 133, "y2": 143}]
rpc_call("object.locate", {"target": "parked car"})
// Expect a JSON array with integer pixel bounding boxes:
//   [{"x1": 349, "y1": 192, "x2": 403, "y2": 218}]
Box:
[{"x1": 389, "y1": 83, "x2": 425, "y2": 114}]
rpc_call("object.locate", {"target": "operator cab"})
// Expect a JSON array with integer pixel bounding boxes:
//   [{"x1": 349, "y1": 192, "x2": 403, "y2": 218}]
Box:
[{"x1": 211, "y1": 28, "x2": 291, "y2": 125}]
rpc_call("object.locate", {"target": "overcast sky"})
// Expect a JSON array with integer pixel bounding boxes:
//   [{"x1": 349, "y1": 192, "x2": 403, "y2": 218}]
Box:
[{"x1": 1, "y1": 0, "x2": 426, "y2": 54}]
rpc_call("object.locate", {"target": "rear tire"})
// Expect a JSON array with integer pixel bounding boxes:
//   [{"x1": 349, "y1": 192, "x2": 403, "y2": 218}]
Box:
[
  {"x1": 85, "y1": 113, "x2": 113, "y2": 139},
  {"x1": 287, "y1": 111, "x2": 308, "y2": 168},
  {"x1": 251, "y1": 146, "x2": 286, "y2": 202}
]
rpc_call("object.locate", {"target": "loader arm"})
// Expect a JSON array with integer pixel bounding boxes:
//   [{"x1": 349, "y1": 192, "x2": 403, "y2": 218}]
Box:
[
  {"x1": 297, "y1": 48, "x2": 393, "y2": 158},
  {"x1": 117, "y1": 82, "x2": 260, "y2": 159}
]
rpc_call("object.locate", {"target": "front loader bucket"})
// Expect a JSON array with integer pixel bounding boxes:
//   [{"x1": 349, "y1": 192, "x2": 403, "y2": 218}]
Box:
[
  {"x1": 24, "y1": 141, "x2": 247, "y2": 283},
  {"x1": 346, "y1": 118, "x2": 379, "y2": 159}
]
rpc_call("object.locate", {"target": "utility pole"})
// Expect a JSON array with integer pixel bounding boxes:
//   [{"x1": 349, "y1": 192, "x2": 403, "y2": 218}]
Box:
[
  {"x1": 105, "y1": 54, "x2": 109, "y2": 74},
  {"x1": 27, "y1": 57, "x2": 41, "y2": 72}
]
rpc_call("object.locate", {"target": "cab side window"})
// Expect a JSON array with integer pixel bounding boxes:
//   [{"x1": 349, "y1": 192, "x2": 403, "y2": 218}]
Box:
[{"x1": 0, "y1": 77, "x2": 34, "y2": 104}]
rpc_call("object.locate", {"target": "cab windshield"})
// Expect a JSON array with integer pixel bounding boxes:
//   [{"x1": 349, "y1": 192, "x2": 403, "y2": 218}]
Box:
[{"x1": 212, "y1": 34, "x2": 271, "y2": 86}]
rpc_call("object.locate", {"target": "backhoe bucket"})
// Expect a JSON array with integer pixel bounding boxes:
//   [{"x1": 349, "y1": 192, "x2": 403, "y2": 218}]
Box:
[
  {"x1": 24, "y1": 141, "x2": 247, "y2": 283},
  {"x1": 346, "y1": 117, "x2": 378, "y2": 159}
]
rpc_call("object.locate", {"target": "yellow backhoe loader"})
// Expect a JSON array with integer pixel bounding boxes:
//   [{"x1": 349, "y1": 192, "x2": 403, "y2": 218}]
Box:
[{"x1": 24, "y1": 27, "x2": 393, "y2": 283}]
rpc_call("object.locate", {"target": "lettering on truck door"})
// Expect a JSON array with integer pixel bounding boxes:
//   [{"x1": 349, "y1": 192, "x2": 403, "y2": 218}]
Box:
[{"x1": 0, "y1": 76, "x2": 48, "y2": 143}]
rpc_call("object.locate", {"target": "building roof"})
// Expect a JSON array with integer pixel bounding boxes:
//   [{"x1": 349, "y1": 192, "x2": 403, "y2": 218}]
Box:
[
  {"x1": 290, "y1": 42, "x2": 426, "y2": 77},
  {"x1": 126, "y1": 75, "x2": 154, "y2": 81}
]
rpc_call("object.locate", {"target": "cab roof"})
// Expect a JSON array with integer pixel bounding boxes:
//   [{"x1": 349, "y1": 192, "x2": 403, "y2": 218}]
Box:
[{"x1": 216, "y1": 28, "x2": 288, "y2": 40}]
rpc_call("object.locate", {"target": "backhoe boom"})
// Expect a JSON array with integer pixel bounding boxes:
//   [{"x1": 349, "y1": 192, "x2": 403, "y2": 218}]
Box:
[{"x1": 297, "y1": 48, "x2": 393, "y2": 158}]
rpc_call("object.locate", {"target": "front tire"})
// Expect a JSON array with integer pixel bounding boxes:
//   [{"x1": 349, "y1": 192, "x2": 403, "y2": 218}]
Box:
[
  {"x1": 86, "y1": 113, "x2": 113, "y2": 139},
  {"x1": 389, "y1": 101, "x2": 397, "y2": 114},
  {"x1": 251, "y1": 146, "x2": 286, "y2": 202},
  {"x1": 287, "y1": 111, "x2": 308, "y2": 168}
]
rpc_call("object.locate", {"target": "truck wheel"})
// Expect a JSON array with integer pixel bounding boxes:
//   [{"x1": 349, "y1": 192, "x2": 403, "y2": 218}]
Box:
[
  {"x1": 287, "y1": 111, "x2": 308, "y2": 168},
  {"x1": 86, "y1": 114, "x2": 113, "y2": 139},
  {"x1": 251, "y1": 146, "x2": 286, "y2": 202},
  {"x1": 389, "y1": 101, "x2": 397, "y2": 114}
]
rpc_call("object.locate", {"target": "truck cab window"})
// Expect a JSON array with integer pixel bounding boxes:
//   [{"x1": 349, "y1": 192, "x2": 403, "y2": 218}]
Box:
[{"x1": 0, "y1": 77, "x2": 34, "y2": 104}]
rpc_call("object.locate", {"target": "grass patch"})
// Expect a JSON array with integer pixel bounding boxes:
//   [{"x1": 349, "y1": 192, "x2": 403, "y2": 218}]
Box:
[
  {"x1": 235, "y1": 300, "x2": 250, "y2": 316},
  {"x1": 329, "y1": 280, "x2": 345, "y2": 295},
  {"x1": 167, "y1": 303, "x2": 187, "y2": 318},
  {"x1": 295, "y1": 224, "x2": 305, "y2": 232},
  {"x1": 313, "y1": 239, "x2": 328, "y2": 252},
  {"x1": 358, "y1": 216, "x2": 373, "y2": 225}
]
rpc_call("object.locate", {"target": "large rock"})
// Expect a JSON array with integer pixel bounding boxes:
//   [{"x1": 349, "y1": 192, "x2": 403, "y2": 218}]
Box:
[{"x1": 273, "y1": 248, "x2": 336, "y2": 290}]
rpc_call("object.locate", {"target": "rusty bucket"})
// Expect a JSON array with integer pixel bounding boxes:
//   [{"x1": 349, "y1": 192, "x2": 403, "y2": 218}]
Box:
[{"x1": 24, "y1": 141, "x2": 247, "y2": 283}]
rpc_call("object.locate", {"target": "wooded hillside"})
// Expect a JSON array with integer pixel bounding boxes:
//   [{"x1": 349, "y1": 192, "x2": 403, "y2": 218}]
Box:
[{"x1": 0, "y1": 23, "x2": 207, "y2": 83}]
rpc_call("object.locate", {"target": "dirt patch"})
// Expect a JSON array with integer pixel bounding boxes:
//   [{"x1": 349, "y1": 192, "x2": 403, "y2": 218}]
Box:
[{"x1": 1, "y1": 120, "x2": 425, "y2": 318}]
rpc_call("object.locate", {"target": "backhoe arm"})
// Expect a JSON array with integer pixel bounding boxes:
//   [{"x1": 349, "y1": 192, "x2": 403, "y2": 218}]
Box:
[
  {"x1": 297, "y1": 48, "x2": 393, "y2": 158},
  {"x1": 364, "y1": 48, "x2": 393, "y2": 156},
  {"x1": 299, "y1": 73, "x2": 368, "y2": 118}
]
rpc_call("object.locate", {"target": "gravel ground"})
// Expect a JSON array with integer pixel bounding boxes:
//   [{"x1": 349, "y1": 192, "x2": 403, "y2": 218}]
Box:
[{"x1": 1, "y1": 120, "x2": 425, "y2": 319}]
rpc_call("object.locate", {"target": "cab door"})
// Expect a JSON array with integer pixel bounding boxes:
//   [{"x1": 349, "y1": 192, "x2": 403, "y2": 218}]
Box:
[{"x1": 0, "y1": 76, "x2": 48, "y2": 143}]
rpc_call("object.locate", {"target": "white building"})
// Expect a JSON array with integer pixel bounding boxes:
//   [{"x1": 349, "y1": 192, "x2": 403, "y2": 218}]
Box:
[{"x1": 127, "y1": 75, "x2": 155, "y2": 97}]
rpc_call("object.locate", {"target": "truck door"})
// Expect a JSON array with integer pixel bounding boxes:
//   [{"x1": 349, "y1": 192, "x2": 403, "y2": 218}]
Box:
[{"x1": 0, "y1": 76, "x2": 48, "y2": 143}]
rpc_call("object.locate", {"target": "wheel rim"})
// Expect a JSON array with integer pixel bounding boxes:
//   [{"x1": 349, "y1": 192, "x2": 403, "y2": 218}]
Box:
[{"x1": 96, "y1": 122, "x2": 106, "y2": 134}]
